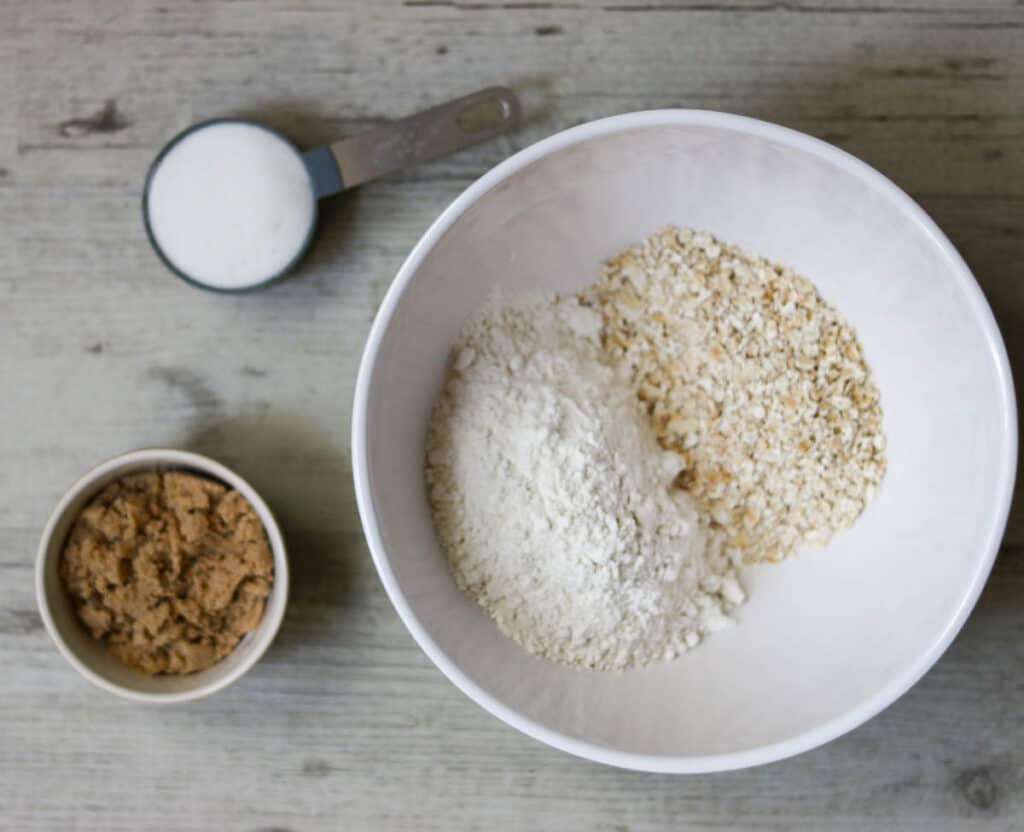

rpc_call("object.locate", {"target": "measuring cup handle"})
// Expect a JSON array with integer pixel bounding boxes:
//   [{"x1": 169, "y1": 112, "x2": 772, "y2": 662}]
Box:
[{"x1": 302, "y1": 87, "x2": 520, "y2": 198}]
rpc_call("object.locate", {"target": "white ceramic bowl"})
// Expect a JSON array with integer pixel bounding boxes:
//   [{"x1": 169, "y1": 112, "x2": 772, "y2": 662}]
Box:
[
  {"x1": 36, "y1": 448, "x2": 289, "y2": 703},
  {"x1": 352, "y1": 110, "x2": 1016, "y2": 772}
]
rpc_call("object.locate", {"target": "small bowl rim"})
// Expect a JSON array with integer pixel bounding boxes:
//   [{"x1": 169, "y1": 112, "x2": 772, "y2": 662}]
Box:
[
  {"x1": 351, "y1": 108, "x2": 1018, "y2": 773},
  {"x1": 35, "y1": 448, "x2": 290, "y2": 703}
]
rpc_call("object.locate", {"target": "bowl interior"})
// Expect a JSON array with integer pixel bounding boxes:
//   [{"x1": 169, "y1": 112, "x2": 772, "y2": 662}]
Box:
[
  {"x1": 359, "y1": 116, "x2": 1015, "y2": 767},
  {"x1": 39, "y1": 452, "x2": 288, "y2": 700}
]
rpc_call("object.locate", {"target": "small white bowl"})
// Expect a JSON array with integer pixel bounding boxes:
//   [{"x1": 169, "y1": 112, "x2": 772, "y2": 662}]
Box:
[
  {"x1": 36, "y1": 448, "x2": 289, "y2": 703},
  {"x1": 353, "y1": 110, "x2": 1017, "y2": 772}
]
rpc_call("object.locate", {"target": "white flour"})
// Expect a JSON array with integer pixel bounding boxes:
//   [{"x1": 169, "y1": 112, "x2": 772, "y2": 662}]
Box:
[{"x1": 425, "y1": 291, "x2": 744, "y2": 671}]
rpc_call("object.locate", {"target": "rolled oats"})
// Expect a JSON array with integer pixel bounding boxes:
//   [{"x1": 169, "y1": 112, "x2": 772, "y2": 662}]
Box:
[{"x1": 587, "y1": 227, "x2": 887, "y2": 564}]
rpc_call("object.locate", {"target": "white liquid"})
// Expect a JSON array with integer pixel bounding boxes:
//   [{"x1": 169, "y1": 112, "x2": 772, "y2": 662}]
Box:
[{"x1": 146, "y1": 123, "x2": 315, "y2": 289}]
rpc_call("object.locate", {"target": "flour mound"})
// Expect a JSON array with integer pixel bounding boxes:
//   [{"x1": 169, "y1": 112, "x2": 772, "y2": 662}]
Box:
[{"x1": 425, "y1": 291, "x2": 744, "y2": 671}]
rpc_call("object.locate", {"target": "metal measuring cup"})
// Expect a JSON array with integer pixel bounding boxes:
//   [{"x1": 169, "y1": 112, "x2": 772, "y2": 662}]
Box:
[{"x1": 143, "y1": 87, "x2": 521, "y2": 292}]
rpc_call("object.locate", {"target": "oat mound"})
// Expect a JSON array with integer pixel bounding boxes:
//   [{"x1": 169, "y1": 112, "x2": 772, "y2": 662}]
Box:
[
  {"x1": 60, "y1": 471, "x2": 274, "y2": 674},
  {"x1": 590, "y1": 227, "x2": 887, "y2": 563}
]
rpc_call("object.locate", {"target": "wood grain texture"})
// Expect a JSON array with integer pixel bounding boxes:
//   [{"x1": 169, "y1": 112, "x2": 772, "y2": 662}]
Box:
[{"x1": 1, "y1": 1, "x2": 1022, "y2": 829}]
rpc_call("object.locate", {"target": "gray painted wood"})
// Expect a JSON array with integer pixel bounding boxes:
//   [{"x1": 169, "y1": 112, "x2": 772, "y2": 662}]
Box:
[{"x1": 2, "y1": 1, "x2": 1022, "y2": 829}]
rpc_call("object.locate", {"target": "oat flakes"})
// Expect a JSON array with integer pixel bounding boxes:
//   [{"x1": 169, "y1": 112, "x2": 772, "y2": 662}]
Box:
[{"x1": 587, "y1": 227, "x2": 886, "y2": 563}]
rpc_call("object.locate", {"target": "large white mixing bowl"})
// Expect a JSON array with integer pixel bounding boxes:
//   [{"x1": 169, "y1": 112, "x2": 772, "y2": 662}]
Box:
[{"x1": 352, "y1": 111, "x2": 1016, "y2": 772}]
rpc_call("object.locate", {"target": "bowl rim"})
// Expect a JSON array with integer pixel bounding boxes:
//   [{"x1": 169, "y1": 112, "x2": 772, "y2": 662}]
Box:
[
  {"x1": 35, "y1": 447, "x2": 290, "y2": 703},
  {"x1": 351, "y1": 108, "x2": 1018, "y2": 773}
]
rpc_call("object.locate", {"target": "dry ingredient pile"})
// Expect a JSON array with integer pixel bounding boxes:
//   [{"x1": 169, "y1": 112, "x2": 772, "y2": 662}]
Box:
[
  {"x1": 425, "y1": 292, "x2": 744, "y2": 670},
  {"x1": 590, "y1": 228, "x2": 887, "y2": 564},
  {"x1": 426, "y1": 227, "x2": 886, "y2": 671},
  {"x1": 61, "y1": 470, "x2": 274, "y2": 674}
]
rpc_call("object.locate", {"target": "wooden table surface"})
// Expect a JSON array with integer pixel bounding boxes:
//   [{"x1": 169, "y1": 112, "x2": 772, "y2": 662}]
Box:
[{"x1": 2, "y1": 1, "x2": 1022, "y2": 829}]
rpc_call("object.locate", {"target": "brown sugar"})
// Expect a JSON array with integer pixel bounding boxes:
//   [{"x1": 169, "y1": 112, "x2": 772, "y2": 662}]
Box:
[{"x1": 60, "y1": 470, "x2": 274, "y2": 675}]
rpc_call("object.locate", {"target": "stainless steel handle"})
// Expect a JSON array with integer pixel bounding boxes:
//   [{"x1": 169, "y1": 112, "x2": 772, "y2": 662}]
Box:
[{"x1": 326, "y1": 87, "x2": 520, "y2": 191}]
